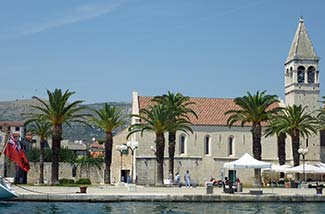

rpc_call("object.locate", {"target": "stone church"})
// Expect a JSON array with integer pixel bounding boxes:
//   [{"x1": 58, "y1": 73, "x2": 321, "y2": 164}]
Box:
[{"x1": 113, "y1": 18, "x2": 323, "y2": 185}]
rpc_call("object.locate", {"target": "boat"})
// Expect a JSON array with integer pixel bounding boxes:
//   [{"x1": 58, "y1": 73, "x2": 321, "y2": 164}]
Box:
[{"x1": 0, "y1": 176, "x2": 18, "y2": 199}]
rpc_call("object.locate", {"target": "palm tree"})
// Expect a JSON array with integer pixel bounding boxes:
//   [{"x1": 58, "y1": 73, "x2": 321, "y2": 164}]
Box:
[
  {"x1": 317, "y1": 96, "x2": 325, "y2": 129},
  {"x1": 128, "y1": 104, "x2": 191, "y2": 186},
  {"x1": 25, "y1": 117, "x2": 51, "y2": 184},
  {"x1": 77, "y1": 155, "x2": 104, "y2": 181},
  {"x1": 152, "y1": 91, "x2": 197, "y2": 179},
  {"x1": 266, "y1": 105, "x2": 318, "y2": 166},
  {"x1": 264, "y1": 116, "x2": 287, "y2": 178},
  {"x1": 225, "y1": 91, "x2": 279, "y2": 182},
  {"x1": 89, "y1": 103, "x2": 125, "y2": 184},
  {"x1": 29, "y1": 89, "x2": 88, "y2": 184},
  {"x1": 264, "y1": 115, "x2": 287, "y2": 166}
]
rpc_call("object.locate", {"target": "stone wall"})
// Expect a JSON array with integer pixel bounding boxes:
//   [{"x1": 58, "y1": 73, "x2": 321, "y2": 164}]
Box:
[
  {"x1": 27, "y1": 162, "x2": 104, "y2": 184},
  {"x1": 133, "y1": 125, "x2": 297, "y2": 186}
]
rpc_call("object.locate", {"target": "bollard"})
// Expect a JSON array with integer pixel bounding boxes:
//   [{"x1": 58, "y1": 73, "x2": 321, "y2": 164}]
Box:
[
  {"x1": 316, "y1": 186, "x2": 323, "y2": 194},
  {"x1": 206, "y1": 182, "x2": 213, "y2": 194}
]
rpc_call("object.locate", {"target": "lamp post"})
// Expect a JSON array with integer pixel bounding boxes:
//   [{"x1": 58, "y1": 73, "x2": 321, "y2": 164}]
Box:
[
  {"x1": 116, "y1": 144, "x2": 127, "y2": 182},
  {"x1": 298, "y1": 148, "x2": 309, "y2": 183},
  {"x1": 151, "y1": 145, "x2": 156, "y2": 185},
  {"x1": 127, "y1": 141, "x2": 138, "y2": 183}
]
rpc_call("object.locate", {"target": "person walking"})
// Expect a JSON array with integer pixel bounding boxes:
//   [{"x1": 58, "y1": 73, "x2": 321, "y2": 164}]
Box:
[
  {"x1": 184, "y1": 170, "x2": 191, "y2": 188},
  {"x1": 175, "y1": 172, "x2": 180, "y2": 187}
]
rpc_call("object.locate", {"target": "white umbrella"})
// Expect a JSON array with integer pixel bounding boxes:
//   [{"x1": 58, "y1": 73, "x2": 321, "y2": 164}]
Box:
[
  {"x1": 285, "y1": 163, "x2": 325, "y2": 174},
  {"x1": 267, "y1": 164, "x2": 292, "y2": 172},
  {"x1": 315, "y1": 163, "x2": 325, "y2": 169}
]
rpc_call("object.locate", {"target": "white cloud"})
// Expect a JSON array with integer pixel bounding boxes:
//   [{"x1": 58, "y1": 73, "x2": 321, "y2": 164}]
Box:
[{"x1": 20, "y1": 2, "x2": 121, "y2": 35}]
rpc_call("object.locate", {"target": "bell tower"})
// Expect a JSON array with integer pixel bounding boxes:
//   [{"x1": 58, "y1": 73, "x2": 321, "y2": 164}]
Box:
[{"x1": 285, "y1": 17, "x2": 320, "y2": 112}]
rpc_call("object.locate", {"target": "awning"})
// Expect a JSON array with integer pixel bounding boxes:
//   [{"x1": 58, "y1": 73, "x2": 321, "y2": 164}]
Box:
[{"x1": 223, "y1": 153, "x2": 272, "y2": 170}]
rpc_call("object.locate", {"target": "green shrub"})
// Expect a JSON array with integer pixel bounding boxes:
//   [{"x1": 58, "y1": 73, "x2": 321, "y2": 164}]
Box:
[
  {"x1": 76, "y1": 178, "x2": 91, "y2": 185},
  {"x1": 59, "y1": 178, "x2": 75, "y2": 184},
  {"x1": 26, "y1": 147, "x2": 77, "y2": 163}
]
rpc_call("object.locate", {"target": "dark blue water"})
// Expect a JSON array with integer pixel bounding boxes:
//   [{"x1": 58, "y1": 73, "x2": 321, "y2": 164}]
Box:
[{"x1": 0, "y1": 202, "x2": 324, "y2": 214}]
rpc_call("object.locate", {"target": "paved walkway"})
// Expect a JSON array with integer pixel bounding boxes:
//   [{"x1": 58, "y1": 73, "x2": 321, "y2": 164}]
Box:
[
  {"x1": 9, "y1": 184, "x2": 325, "y2": 202},
  {"x1": 11, "y1": 184, "x2": 318, "y2": 195}
]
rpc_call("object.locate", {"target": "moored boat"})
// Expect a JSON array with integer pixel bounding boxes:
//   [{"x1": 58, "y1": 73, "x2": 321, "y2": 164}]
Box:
[{"x1": 0, "y1": 177, "x2": 18, "y2": 199}]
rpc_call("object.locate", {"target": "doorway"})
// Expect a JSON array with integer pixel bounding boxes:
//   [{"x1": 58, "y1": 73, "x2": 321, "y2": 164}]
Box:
[{"x1": 121, "y1": 170, "x2": 130, "y2": 183}]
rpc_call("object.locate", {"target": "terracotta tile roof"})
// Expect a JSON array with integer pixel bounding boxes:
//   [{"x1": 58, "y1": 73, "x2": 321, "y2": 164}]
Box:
[
  {"x1": 138, "y1": 96, "x2": 279, "y2": 127},
  {"x1": 90, "y1": 142, "x2": 104, "y2": 149},
  {"x1": 0, "y1": 121, "x2": 24, "y2": 127}
]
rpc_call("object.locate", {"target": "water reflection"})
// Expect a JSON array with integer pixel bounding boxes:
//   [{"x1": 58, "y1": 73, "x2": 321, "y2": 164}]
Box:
[{"x1": 0, "y1": 202, "x2": 324, "y2": 214}]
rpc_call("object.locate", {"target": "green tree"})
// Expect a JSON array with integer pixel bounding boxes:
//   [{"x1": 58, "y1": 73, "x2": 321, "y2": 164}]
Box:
[
  {"x1": 317, "y1": 96, "x2": 325, "y2": 129},
  {"x1": 264, "y1": 116, "x2": 287, "y2": 178},
  {"x1": 152, "y1": 91, "x2": 197, "y2": 179},
  {"x1": 89, "y1": 103, "x2": 125, "y2": 184},
  {"x1": 128, "y1": 104, "x2": 191, "y2": 186},
  {"x1": 25, "y1": 117, "x2": 51, "y2": 184},
  {"x1": 29, "y1": 89, "x2": 88, "y2": 184},
  {"x1": 264, "y1": 111, "x2": 287, "y2": 166},
  {"x1": 26, "y1": 147, "x2": 77, "y2": 163},
  {"x1": 77, "y1": 155, "x2": 104, "y2": 180},
  {"x1": 266, "y1": 105, "x2": 318, "y2": 166},
  {"x1": 225, "y1": 91, "x2": 279, "y2": 182}
]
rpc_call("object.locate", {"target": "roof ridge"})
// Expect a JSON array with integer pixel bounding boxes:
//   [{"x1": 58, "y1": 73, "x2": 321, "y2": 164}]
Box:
[
  {"x1": 286, "y1": 18, "x2": 318, "y2": 63},
  {"x1": 139, "y1": 95, "x2": 235, "y2": 100}
]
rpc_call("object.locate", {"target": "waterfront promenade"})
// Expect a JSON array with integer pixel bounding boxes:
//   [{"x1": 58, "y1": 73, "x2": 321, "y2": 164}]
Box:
[{"x1": 8, "y1": 184, "x2": 325, "y2": 202}]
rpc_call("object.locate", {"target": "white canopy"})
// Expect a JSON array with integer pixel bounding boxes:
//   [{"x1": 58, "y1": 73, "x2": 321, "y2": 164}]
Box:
[
  {"x1": 264, "y1": 164, "x2": 291, "y2": 172},
  {"x1": 285, "y1": 163, "x2": 325, "y2": 174},
  {"x1": 315, "y1": 163, "x2": 325, "y2": 169},
  {"x1": 223, "y1": 153, "x2": 272, "y2": 170}
]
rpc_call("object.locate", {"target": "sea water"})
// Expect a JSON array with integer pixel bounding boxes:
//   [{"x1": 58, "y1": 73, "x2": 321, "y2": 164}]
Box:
[{"x1": 0, "y1": 201, "x2": 324, "y2": 214}]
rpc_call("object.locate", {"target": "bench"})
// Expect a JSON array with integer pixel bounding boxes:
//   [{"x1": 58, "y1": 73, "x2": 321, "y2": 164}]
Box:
[
  {"x1": 224, "y1": 185, "x2": 237, "y2": 194},
  {"x1": 249, "y1": 190, "x2": 263, "y2": 195},
  {"x1": 164, "y1": 179, "x2": 173, "y2": 186}
]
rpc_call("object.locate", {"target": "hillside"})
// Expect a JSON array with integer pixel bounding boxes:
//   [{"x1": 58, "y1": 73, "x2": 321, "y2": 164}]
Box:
[{"x1": 0, "y1": 99, "x2": 132, "y2": 141}]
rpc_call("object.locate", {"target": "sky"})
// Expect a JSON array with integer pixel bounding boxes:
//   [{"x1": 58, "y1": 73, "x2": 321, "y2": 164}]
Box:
[{"x1": 0, "y1": 0, "x2": 324, "y2": 104}]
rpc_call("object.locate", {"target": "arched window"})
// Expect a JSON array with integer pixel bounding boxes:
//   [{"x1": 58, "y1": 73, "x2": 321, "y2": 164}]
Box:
[
  {"x1": 228, "y1": 136, "x2": 234, "y2": 156},
  {"x1": 179, "y1": 135, "x2": 186, "y2": 155},
  {"x1": 297, "y1": 66, "x2": 305, "y2": 83},
  {"x1": 307, "y1": 66, "x2": 315, "y2": 83},
  {"x1": 204, "y1": 135, "x2": 210, "y2": 155}
]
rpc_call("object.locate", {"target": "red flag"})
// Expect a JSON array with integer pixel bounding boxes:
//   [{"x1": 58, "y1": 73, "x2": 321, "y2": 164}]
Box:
[{"x1": 4, "y1": 133, "x2": 30, "y2": 172}]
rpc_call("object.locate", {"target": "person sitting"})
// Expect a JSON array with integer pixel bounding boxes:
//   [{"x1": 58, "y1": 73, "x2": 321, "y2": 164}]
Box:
[{"x1": 278, "y1": 177, "x2": 285, "y2": 185}]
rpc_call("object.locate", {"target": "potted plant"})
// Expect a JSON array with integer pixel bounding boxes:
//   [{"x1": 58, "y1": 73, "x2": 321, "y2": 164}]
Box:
[
  {"x1": 76, "y1": 155, "x2": 103, "y2": 193},
  {"x1": 284, "y1": 178, "x2": 290, "y2": 188}
]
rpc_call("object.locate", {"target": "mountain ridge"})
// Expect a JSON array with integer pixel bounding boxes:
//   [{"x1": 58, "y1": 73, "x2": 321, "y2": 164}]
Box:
[{"x1": 0, "y1": 99, "x2": 132, "y2": 141}]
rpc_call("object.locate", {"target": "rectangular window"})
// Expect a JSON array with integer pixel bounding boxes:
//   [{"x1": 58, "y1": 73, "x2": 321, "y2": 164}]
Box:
[
  {"x1": 228, "y1": 137, "x2": 233, "y2": 156},
  {"x1": 204, "y1": 136, "x2": 210, "y2": 155},
  {"x1": 179, "y1": 136, "x2": 185, "y2": 154},
  {"x1": 15, "y1": 127, "x2": 20, "y2": 131}
]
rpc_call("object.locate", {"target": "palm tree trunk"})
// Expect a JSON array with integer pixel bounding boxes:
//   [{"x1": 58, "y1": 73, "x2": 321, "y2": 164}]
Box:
[
  {"x1": 51, "y1": 124, "x2": 62, "y2": 185},
  {"x1": 291, "y1": 133, "x2": 300, "y2": 166},
  {"x1": 155, "y1": 133, "x2": 165, "y2": 186},
  {"x1": 252, "y1": 123, "x2": 262, "y2": 185},
  {"x1": 277, "y1": 133, "x2": 286, "y2": 178},
  {"x1": 104, "y1": 132, "x2": 113, "y2": 184},
  {"x1": 168, "y1": 131, "x2": 176, "y2": 181},
  {"x1": 39, "y1": 138, "x2": 45, "y2": 184},
  {"x1": 277, "y1": 133, "x2": 286, "y2": 165},
  {"x1": 252, "y1": 123, "x2": 262, "y2": 160}
]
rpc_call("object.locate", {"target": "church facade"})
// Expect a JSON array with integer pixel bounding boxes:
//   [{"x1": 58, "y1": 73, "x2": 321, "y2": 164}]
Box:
[{"x1": 113, "y1": 18, "x2": 322, "y2": 185}]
